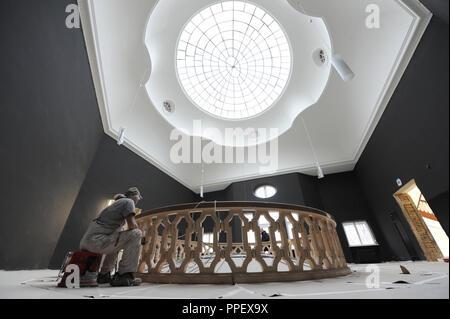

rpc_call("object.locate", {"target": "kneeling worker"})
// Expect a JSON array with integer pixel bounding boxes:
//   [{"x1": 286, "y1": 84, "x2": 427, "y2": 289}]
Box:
[{"x1": 80, "y1": 187, "x2": 144, "y2": 286}]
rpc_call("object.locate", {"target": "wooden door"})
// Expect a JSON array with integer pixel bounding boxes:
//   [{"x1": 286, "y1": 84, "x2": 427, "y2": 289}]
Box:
[{"x1": 393, "y1": 180, "x2": 443, "y2": 262}]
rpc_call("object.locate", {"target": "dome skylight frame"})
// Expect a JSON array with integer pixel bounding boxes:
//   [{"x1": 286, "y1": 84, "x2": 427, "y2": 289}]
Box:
[{"x1": 175, "y1": 0, "x2": 293, "y2": 121}]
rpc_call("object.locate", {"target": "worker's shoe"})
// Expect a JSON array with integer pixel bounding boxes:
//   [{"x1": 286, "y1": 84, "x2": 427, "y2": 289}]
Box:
[
  {"x1": 97, "y1": 272, "x2": 112, "y2": 284},
  {"x1": 110, "y1": 272, "x2": 142, "y2": 287}
]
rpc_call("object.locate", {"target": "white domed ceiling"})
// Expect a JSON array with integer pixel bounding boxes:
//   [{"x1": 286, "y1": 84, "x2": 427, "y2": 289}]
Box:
[
  {"x1": 145, "y1": 0, "x2": 332, "y2": 147},
  {"x1": 79, "y1": 0, "x2": 432, "y2": 193}
]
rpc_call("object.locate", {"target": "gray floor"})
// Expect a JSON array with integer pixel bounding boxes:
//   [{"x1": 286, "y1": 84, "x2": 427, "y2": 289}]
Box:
[{"x1": 0, "y1": 261, "x2": 448, "y2": 299}]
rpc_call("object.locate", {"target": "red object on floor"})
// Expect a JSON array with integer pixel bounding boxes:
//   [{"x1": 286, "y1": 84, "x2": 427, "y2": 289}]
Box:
[
  {"x1": 57, "y1": 251, "x2": 102, "y2": 288},
  {"x1": 444, "y1": 258, "x2": 449, "y2": 263}
]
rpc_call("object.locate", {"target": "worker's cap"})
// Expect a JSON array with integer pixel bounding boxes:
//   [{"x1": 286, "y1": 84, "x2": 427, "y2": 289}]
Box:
[{"x1": 125, "y1": 187, "x2": 143, "y2": 200}]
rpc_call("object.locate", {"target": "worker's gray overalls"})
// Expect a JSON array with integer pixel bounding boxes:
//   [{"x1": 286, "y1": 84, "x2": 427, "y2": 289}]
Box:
[{"x1": 80, "y1": 220, "x2": 142, "y2": 274}]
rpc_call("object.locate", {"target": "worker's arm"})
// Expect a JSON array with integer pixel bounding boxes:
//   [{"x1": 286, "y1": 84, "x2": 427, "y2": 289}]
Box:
[{"x1": 126, "y1": 214, "x2": 139, "y2": 230}]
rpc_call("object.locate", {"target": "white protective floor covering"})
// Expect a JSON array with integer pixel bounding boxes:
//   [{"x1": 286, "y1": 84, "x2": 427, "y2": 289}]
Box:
[{"x1": 0, "y1": 261, "x2": 448, "y2": 299}]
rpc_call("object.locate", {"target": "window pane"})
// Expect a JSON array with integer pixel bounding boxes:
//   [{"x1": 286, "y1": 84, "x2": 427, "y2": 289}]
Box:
[
  {"x1": 255, "y1": 187, "x2": 266, "y2": 199},
  {"x1": 254, "y1": 185, "x2": 277, "y2": 199},
  {"x1": 343, "y1": 223, "x2": 362, "y2": 247},
  {"x1": 265, "y1": 186, "x2": 277, "y2": 198},
  {"x1": 355, "y1": 222, "x2": 377, "y2": 246}
]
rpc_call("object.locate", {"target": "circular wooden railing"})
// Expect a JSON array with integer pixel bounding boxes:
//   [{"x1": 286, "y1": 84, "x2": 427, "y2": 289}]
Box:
[{"x1": 135, "y1": 202, "x2": 351, "y2": 284}]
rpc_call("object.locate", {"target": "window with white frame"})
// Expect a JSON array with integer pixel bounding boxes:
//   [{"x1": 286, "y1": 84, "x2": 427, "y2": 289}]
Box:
[{"x1": 342, "y1": 221, "x2": 378, "y2": 247}]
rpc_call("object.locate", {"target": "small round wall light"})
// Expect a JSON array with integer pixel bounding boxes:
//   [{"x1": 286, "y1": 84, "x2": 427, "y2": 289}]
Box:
[{"x1": 254, "y1": 185, "x2": 277, "y2": 199}]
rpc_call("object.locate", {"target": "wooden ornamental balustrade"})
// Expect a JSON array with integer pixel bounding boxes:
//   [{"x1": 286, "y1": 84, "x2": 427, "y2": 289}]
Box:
[{"x1": 135, "y1": 202, "x2": 351, "y2": 284}]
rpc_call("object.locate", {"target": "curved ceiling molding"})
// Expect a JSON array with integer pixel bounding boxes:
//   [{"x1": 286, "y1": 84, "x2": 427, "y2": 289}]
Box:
[
  {"x1": 79, "y1": 0, "x2": 432, "y2": 193},
  {"x1": 145, "y1": 0, "x2": 332, "y2": 147}
]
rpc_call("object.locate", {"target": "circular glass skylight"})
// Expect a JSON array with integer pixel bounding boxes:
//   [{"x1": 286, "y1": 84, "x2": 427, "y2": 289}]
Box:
[{"x1": 176, "y1": 1, "x2": 292, "y2": 120}]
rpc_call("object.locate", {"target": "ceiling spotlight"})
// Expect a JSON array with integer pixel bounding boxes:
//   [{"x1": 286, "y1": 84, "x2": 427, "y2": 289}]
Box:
[
  {"x1": 117, "y1": 127, "x2": 126, "y2": 146},
  {"x1": 317, "y1": 165, "x2": 325, "y2": 179},
  {"x1": 331, "y1": 54, "x2": 355, "y2": 82}
]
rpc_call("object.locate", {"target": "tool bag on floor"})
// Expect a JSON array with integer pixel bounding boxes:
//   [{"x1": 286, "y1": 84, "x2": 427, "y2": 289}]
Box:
[{"x1": 57, "y1": 251, "x2": 102, "y2": 288}]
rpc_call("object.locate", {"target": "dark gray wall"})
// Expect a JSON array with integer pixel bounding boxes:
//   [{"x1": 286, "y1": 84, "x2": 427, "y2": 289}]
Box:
[
  {"x1": 421, "y1": 0, "x2": 449, "y2": 24},
  {"x1": 49, "y1": 136, "x2": 197, "y2": 269},
  {"x1": 317, "y1": 172, "x2": 389, "y2": 262},
  {"x1": 355, "y1": 5, "x2": 449, "y2": 261},
  {"x1": 0, "y1": 0, "x2": 104, "y2": 269}
]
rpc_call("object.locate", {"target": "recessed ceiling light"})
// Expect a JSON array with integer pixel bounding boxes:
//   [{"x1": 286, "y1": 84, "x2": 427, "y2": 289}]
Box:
[
  {"x1": 313, "y1": 48, "x2": 328, "y2": 67},
  {"x1": 176, "y1": 1, "x2": 292, "y2": 120},
  {"x1": 163, "y1": 100, "x2": 175, "y2": 114}
]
